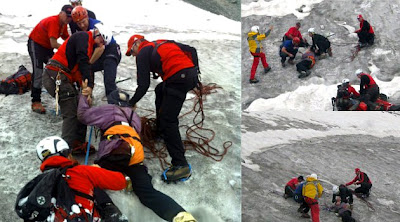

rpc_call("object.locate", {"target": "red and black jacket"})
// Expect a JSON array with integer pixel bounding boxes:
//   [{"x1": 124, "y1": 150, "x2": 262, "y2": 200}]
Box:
[
  {"x1": 346, "y1": 172, "x2": 372, "y2": 186},
  {"x1": 356, "y1": 19, "x2": 374, "y2": 34},
  {"x1": 50, "y1": 31, "x2": 95, "y2": 87},
  {"x1": 359, "y1": 73, "x2": 377, "y2": 94},
  {"x1": 40, "y1": 156, "x2": 126, "y2": 212},
  {"x1": 129, "y1": 40, "x2": 195, "y2": 106}
]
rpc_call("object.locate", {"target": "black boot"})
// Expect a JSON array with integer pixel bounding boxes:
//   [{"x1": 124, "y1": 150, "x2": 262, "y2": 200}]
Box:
[{"x1": 98, "y1": 202, "x2": 128, "y2": 222}]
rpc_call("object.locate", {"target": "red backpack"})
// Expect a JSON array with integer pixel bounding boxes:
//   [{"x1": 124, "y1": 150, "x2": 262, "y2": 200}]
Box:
[{"x1": 0, "y1": 65, "x2": 32, "y2": 95}]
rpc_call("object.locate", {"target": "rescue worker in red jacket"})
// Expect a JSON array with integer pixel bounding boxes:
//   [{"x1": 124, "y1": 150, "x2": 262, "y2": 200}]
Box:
[
  {"x1": 125, "y1": 35, "x2": 200, "y2": 182},
  {"x1": 35, "y1": 136, "x2": 127, "y2": 221},
  {"x1": 28, "y1": 5, "x2": 72, "y2": 114},
  {"x1": 355, "y1": 14, "x2": 375, "y2": 47},
  {"x1": 284, "y1": 175, "x2": 304, "y2": 198},
  {"x1": 345, "y1": 168, "x2": 372, "y2": 197},
  {"x1": 355, "y1": 69, "x2": 380, "y2": 110},
  {"x1": 42, "y1": 24, "x2": 107, "y2": 153},
  {"x1": 283, "y1": 22, "x2": 308, "y2": 47}
]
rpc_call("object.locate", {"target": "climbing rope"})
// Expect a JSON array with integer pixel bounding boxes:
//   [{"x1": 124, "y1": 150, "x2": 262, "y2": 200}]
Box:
[{"x1": 140, "y1": 82, "x2": 233, "y2": 170}]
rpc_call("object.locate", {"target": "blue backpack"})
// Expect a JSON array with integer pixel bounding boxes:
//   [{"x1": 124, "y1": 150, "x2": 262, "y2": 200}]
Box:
[{"x1": 293, "y1": 182, "x2": 305, "y2": 203}]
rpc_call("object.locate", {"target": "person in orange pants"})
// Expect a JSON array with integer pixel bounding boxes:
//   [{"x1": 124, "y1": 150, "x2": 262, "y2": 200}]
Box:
[
  {"x1": 247, "y1": 25, "x2": 273, "y2": 83},
  {"x1": 302, "y1": 173, "x2": 323, "y2": 221}
]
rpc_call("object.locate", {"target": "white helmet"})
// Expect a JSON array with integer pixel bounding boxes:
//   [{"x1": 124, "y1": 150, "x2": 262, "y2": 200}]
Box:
[
  {"x1": 310, "y1": 173, "x2": 318, "y2": 180},
  {"x1": 36, "y1": 136, "x2": 69, "y2": 161},
  {"x1": 251, "y1": 25, "x2": 260, "y2": 33},
  {"x1": 332, "y1": 185, "x2": 339, "y2": 194},
  {"x1": 308, "y1": 28, "x2": 315, "y2": 34},
  {"x1": 355, "y1": 69, "x2": 363, "y2": 76},
  {"x1": 94, "y1": 22, "x2": 113, "y2": 46},
  {"x1": 342, "y1": 78, "x2": 350, "y2": 84}
]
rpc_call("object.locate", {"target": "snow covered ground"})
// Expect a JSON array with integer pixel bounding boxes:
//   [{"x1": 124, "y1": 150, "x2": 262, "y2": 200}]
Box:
[
  {"x1": 0, "y1": 0, "x2": 241, "y2": 221},
  {"x1": 242, "y1": 111, "x2": 400, "y2": 221},
  {"x1": 241, "y1": 0, "x2": 400, "y2": 110}
]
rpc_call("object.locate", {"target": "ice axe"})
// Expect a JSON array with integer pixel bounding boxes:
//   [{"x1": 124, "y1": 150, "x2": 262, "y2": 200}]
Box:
[
  {"x1": 331, "y1": 97, "x2": 336, "y2": 111},
  {"x1": 116, "y1": 77, "x2": 132, "y2": 84},
  {"x1": 84, "y1": 126, "x2": 93, "y2": 165}
]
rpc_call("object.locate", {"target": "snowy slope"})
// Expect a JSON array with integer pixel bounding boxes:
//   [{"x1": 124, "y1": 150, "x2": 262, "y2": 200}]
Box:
[
  {"x1": 241, "y1": 0, "x2": 400, "y2": 110},
  {"x1": 242, "y1": 111, "x2": 400, "y2": 221},
  {"x1": 0, "y1": 0, "x2": 241, "y2": 221}
]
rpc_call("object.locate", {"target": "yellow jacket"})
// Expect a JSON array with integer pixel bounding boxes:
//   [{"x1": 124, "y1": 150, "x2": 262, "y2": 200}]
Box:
[
  {"x1": 247, "y1": 29, "x2": 271, "y2": 53},
  {"x1": 302, "y1": 177, "x2": 323, "y2": 199}
]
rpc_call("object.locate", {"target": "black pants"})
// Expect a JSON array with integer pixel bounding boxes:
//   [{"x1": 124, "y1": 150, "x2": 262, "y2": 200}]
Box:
[
  {"x1": 42, "y1": 68, "x2": 87, "y2": 146},
  {"x1": 361, "y1": 85, "x2": 379, "y2": 110},
  {"x1": 91, "y1": 43, "x2": 121, "y2": 96},
  {"x1": 279, "y1": 49, "x2": 298, "y2": 63},
  {"x1": 27, "y1": 39, "x2": 54, "y2": 102},
  {"x1": 355, "y1": 183, "x2": 372, "y2": 195},
  {"x1": 341, "y1": 210, "x2": 355, "y2": 222},
  {"x1": 284, "y1": 185, "x2": 294, "y2": 197},
  {"x1": 296, "y1": 60, "x2": 312, "y2": 72},
  {"x1": 298, "y1": 201, "x2": 310, "y2": 213},
  {"x1": 358, "y1": 32, "x2": 375, "y2": 45},
  {"x1": 312, "y1": 41, "x2": 331, "y2": 56},
  {"x1": 154, "y1": 67, "x2": 199, "y2": 166},
  {"x1": 123, "y1": 164, "x2": 185, "y2": 221}
]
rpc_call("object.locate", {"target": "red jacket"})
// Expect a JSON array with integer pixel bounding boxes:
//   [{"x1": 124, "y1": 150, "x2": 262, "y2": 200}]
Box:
[
  {"x1": 40, "y1": 156, "x2": 126, "y2": 212},
  {"x1": 347, "y1": 85, "x2": 360, "y2": 97},
  {"x1": 29, "y1": 15, "x2": 69, "y2": 49},
  {"x1": 50, "y1": 31, "x2": 94, "y2": 86},
  {"x1": 137, "y1": 40, "x2": 194, "y2": 81},
  {"x1": 286, "y1": 178, "x2": 299, "y2": 190},
  {"x1": 285, "y1": 27, "x2": 303, "y2": 40},
  {"x1": 346, "y1": 172, "x2": 372, "y2": 186},
  {"x1": 355, "y1": 19, "x2": 374, "y2": 34},
  {"x1": 360, "y1": 73, "x2": 376, "y2": 89}
]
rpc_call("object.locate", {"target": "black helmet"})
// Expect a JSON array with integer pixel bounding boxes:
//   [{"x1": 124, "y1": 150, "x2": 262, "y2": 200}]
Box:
[{"x1": 107, "y1": 89, "x2": 130, "y2": 107}]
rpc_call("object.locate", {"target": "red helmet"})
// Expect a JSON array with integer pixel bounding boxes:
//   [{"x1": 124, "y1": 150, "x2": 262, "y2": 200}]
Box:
[
  {"x1": 126, "y1": 34, "x2": 145, "y2": 56},
  {"x1": 357, "y1": 14, "x2": 363, "y2": 20},
  {"x1": 72, "y1": 6, "x2": 88, "y2": 22},
  {"x1": 355, "y1": 168, "x2": 361, "y2": 173},
  {"x1": 293, "y1": 37, "x2": 300, "y2": 45}
]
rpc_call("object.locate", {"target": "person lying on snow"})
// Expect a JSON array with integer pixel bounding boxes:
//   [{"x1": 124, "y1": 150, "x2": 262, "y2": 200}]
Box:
[
  {"x1": 296, "y1": 48, "x2": 315, "y2": 78},
  {"x1": 332, "y1": 185, "x2": 354, "y2": 208},
  {"x1": 77, "y1": 83, "x2": 197, "y2": 222},
  {"x1": 328, "y1": 196, "x2": 356, "y2": 222}
]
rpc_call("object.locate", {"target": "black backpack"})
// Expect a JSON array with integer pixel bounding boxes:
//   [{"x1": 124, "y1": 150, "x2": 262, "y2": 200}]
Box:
[
  {"x1": 151, "y1": 40, "x2": 200, "y2": 79},
  {"x1": 336, "y1": 84, "x2": 350, "y2": 99},
  {"x1": 15, "y1": 166, "x2": 93, "y2": 222}
]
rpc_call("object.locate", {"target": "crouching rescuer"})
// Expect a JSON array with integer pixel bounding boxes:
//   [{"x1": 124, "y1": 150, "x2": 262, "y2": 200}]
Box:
[
  {"x1": 42, "y1": 24, "x2": 108, "y2": 153},
  {"x1": 125, "y1": 34, "x2": 200, "y2": 183}
]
